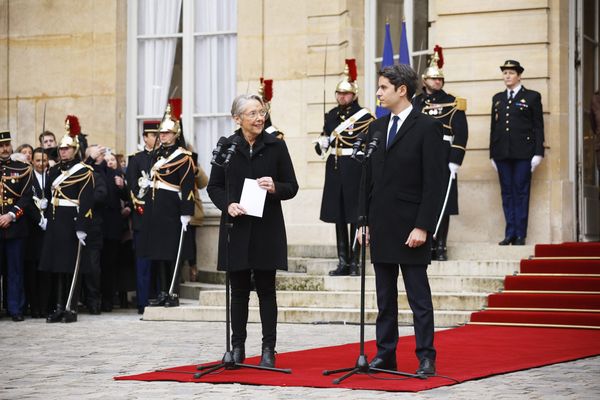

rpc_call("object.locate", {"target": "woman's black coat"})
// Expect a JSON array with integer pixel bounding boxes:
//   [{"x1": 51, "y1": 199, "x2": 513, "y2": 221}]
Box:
[{"x1": 207, "y1": 130, "x2": 298, "y2": 272}]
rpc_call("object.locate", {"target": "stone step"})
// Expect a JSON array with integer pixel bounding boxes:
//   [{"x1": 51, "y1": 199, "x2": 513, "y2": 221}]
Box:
[
  {"x1": 288, "y1": 257, "x2": 520, "y2": 277},
  {"x1": 287, "y1": 243, "x2": 535, "y2": 261},
  {"x1": 196, "y1": 289, "x2": 488, "y2": 311},
  {"x1": 195, "y1": 270, "x2": 504, "y2": 294},
  {"x1": 142, "y1": 303, "x2": 472, "y2": 327}
]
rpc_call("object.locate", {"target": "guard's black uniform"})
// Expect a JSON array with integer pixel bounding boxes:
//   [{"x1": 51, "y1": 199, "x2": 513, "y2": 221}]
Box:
[
  {"x1": 413, "y1": 89, "x2": 468, "y2": 259},
  {"x1": 0, "y1": 155, "x2": 34, "y2": 319},
  {"x1": 39, "y1": 157, "x2": 95, "y2": 321},
  {"x1": 139, "y1": 144, "x2": 195, "y2": 302},
  {"x1": 316, "y1": 100, "x2": 374, "y2": 275}
]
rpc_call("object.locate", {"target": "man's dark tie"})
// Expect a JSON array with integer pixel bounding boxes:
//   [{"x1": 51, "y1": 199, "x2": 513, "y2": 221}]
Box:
[
  {"x1": 508, "y1": 90, "x2": 514, "y2": 101},
  {"x1": 387, "y1": 115, "x2": 400, "y2": 149}
]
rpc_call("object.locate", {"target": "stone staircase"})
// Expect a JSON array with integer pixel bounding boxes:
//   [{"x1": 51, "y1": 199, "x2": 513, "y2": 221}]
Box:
[{"x1": 143, "y1": 243, "x2": 534, "y2": 327}]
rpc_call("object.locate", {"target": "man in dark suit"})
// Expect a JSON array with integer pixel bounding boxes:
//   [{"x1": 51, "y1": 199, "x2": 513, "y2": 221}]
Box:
[
  {"x1": 359, "y1": 64, "x2": 445, "y2": 376},
  {"x1": 490, "y1": 60, "x2": 544, "y2": 246}
]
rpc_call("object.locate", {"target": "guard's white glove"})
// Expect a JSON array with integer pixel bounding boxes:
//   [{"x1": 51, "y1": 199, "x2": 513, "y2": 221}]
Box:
[
  {"x1": 318, "y1": 136, "x2": 330, "y2": 152},
  {"x1": 138, "y1": 175, "x2": 151, "y2": 189},
  {"x1": 491, "y1": 159, "x2": 498, "y2": 172},
  {"x1": 180, "y1": 215, "x2": 191, "y2": 231},
  {"x1": 40, "y1": 198, "x2": 48, "y2": 210},
  {"x1": 531, "y1": 155, "x2": 543, "y2": 172},
  {"x1": 76, "y1": 230, "x2": 87, "y2": 246},
  {"x1": 38, "y1": 217, "x2": 47, "y2": 231},
  {"x1": 448, "y1": 162, "x2": 460, "y2": 178}
]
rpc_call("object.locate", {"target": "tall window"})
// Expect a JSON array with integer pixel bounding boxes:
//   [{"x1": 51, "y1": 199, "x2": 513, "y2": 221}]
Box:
[
  {"x1": 127, "y1": 0, "x2": 237, "y2": 176},
  {"x1": 364, "y1": 0, "x2": 429, "y2": 110}
]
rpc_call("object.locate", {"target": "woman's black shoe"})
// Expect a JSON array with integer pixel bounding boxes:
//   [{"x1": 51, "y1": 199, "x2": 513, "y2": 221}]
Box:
[
  {"x1": 498, "y1": 237, "x2": 515, "y2": 246},
  {"x1": 232, "y1": 346, "x2": 245, "y2": 364},
  {"x1": 259, "y1": 347, "x2": 276, "y2": 368}
]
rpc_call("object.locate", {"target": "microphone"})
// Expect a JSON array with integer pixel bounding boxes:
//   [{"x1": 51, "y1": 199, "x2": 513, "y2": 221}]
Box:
[
  {"x1": 223, "y1": 136, "x2": 242, "y2": 165},
  {"x1": 350, "y1": 132, "x2": 367, "y2": 159},
  {"x1": 210, "y1": 136, "x2": 229, "y2": 166},
  {"x1": 364, "y1": 131, "x2": 383, "y2": 159}
]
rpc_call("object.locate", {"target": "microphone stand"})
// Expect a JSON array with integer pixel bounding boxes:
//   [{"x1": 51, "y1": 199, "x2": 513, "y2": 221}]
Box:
[
  {"x1": 194, "y1": 147, "x2": 291, "y2": 378},
  {"x1": 322, "y1": 141, "x2": 424, "y2": 384}
]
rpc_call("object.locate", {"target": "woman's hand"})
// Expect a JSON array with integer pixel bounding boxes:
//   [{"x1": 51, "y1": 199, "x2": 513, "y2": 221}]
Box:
[
  {"x1": 228, "y1": 202, "x2": 247, "y2": 217},
  {"x1": 257, "y1": 176, "x2": 276, "y2": 194}
]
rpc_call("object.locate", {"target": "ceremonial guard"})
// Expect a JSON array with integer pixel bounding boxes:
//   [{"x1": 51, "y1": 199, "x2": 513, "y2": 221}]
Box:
[
  {"x1": 39, "y1": 125, "x2": 95, "y2": 323},
  {"x1": 126, "y1": 120, "x2": 159, "y2": 313},
  {"x1": 413, "y1": 46, "x2": 468, "y2": 261},
  {"x1": 259, "y1": 78, "x2": 285, "y2": 140},
  {"x1": 315, "y1": 59, "x2": 375, "y2": 276},
  {"x1": 139, "y1": 102, "x2": 195, "y2": 307},
  {"x1": 490, "y1": 60, "x2": 544, "y2": 245},
  {"x1": 0, "y1": 131, "x2": 34, "y2": 321}
]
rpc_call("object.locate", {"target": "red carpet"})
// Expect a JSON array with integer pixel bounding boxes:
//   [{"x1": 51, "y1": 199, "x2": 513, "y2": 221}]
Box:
[
  {"x1": 470, "y1": 242, "x2": 600, "y2": 328},
  {"x1": 115, "y1": 325, "x2": 600, "y2": 392}
]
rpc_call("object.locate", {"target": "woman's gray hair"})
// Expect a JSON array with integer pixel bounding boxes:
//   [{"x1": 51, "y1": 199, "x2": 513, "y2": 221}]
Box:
[{"x1": 231, "y1": 94, "x2": 264, "y2": 117}]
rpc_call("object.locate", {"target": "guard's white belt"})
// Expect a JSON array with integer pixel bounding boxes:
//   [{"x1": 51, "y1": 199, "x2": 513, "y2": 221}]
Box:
[
  {"x1": 443, "y1": 135, "x2": 453, "y2": 142},
  {"x1": 337, "y1": 148, "x2": 364, "y2": 156},
  {"x1": 53, "y1": 199, "x2": 79, "y2": 207},
  {"x1": 154, "y1": 181, "x2": 180, "y2": 193}
]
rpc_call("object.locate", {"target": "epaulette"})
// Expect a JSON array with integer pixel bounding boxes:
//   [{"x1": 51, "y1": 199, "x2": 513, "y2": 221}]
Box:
[
  {"x1": 179, "y1": 148, "x2": 192, "y2": 156},
  {"x1": 455, "y1": 97, "x2": 467, "y2": 111},
  {"x1": 81, "y1": 163, "x2": 94, "y2": 171}
]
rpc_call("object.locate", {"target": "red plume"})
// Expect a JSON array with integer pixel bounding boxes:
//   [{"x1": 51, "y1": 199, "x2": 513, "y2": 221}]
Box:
[
  {"x1": 65, "y1": 115, "x2": 81, "y2": 137},
  {"x1": 345, "y1": 59, "x2": 357, "y2": 82},
  {"x1": 434, "y1": 45, "x2": 444, "y2": 69},
  {"x1": 263, "y1": 79, "x2": 273, "y2": 102},
  {"x1": 168, "y1": 98, "x2": 182, "y2": 120}
]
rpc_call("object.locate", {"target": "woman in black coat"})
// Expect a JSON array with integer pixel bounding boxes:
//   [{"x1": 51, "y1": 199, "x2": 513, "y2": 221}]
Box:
[{"x1": 207, "y1": 94, "x2": 298, "y2": 368}]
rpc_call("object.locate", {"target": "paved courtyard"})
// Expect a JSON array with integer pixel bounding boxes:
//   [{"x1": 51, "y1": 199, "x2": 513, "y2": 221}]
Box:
[{"x1": 1, "y1": 309, "x2": 599, "y2": 399}]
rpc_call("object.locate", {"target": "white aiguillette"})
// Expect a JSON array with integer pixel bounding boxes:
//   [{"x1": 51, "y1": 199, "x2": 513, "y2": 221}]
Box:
[{"x1": 239, "y1": 178, "x2": 267, "y2": 218}]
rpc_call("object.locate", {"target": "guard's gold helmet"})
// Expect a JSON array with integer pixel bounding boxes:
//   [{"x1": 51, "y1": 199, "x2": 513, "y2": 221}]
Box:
[
  {"x1": 422, "y1": 45, "x2": 444, "y2": 80},
  {"x1": 60, "y1": 118, "x2": 80, "y2": 153},
  {"x1": 335, "y1": 59, "x2": 358, "y2": 97},
  {"x1": 158, "y1": 103, "x2": 181, "y2": 135}
]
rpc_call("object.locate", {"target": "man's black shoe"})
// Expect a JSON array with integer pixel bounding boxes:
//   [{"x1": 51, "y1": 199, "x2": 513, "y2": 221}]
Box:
[
  {"x1": 46, "y1": 308, "x2": 64, "y2": 323},
  {"x1": 164, "y1": 294, "x2": 179, "y2": 307},
  {"x1": 12, "y1": 314, "x2": 24, "y2": 322},
  {"x1": 62, "y1": 311, "x2": 78, "y2": 323},
  {"x1": 137, "y1": 306, "x2": 145, "y2": 315},
  {"x1": 259, "y1": 347, "x2": 276, "y2": 368},
  {"x1": 349, "y1": 263, "x2": 360, "y2": 276},
  {"x1": 368, "y1": 357, "x2": 397, "y2": 371},
  {"x1": 328, "y1": 264, "x2": 350, "y2": 276},
  {"x1": 416, "y1": 358, "x2": 436, "y2": 376},
  {"x1": 232, "y1": 346, "x2": 245, "y2": 364},
  {"x1": 513, "y1": 237, "x2": 526, "y2": 245},
  {"x1": 435, "y1": 248, "x2": 448, "y2": 261},
  {"x1": 498, "y1": 237, "x2": 515, "y2": 246}
]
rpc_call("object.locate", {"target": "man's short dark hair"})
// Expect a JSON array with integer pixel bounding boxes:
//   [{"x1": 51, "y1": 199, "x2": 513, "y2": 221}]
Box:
[
  {"x1": 378, "y1": 64, "x2": 418, "y2": 99},
  {"x1": 39, "y1": 130, "x2": 56, "y2": 143},
  {"x1": 33, "y1": 147, "x2": 45, "y2": 156}
]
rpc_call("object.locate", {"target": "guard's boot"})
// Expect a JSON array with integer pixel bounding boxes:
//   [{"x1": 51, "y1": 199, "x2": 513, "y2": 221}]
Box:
[
  {"x1": 62, "y1": 310, "x2": 78, "y2": 323},
  {"x1": 148, "y1": 291, "x2": 168, "y2": 307},
  {"x1": 435, "y1": 215, "x2": 450, "y2": 261},
  {"x1": 46, "y1": 305, "x2": 65, "y2": 323},
  {"x1": 164, "y1": 294, "x2": 180, "y2": 307},
  {"x1": 349, "y1": 224, "x2": 361, "y2": 276},
  {"x1": 329, "y1": 224, "x2": 350, "y2": 276}
]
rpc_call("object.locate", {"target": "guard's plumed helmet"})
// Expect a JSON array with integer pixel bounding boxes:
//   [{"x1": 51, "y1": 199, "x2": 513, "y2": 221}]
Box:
[
  {"x1": 158, "y1": 100, "x2": 181, "y2": 135},
  {"x1": 422, "y1": 45, "x2": 444, "y2": 80},
  {"x1": 60, "y1": 117, "x2": 80, "y2": 152},
  {"x1": 335, "y1": 59, "x2": 358, "y2": 97}
]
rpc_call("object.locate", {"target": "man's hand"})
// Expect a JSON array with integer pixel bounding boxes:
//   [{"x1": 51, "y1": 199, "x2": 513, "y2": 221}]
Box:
[
  {"x1": 0, "y1": 214, "x2": 12, "y2": 228},
  {"x1": 449, "y1": 162, "x2": 460, "y2": 178},
  {"x1": 357, "y1": 226, "x2": 370, "y2": 246},
  {"x1": 318, "y1": 136, "x2": 330, "y2": 152},
  {"x1": 490, "y1": 159, "x2": 497, "y2": 172},
  {"x1": 405, "y1": 227, "x2": 427, "y2": 248},
  {"x1": 180, "y1": 215, "x2": 191, "y2": 231},
  {"x1": 76, "y1": 230, "x2": 87, "y2": 246},
  {"x1": 531, "y1": 155, "x2": 543, "y2": 172}
]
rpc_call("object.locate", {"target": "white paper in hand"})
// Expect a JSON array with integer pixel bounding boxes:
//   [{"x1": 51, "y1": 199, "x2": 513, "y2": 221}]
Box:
[{"x1": 239, "y1": 178, "x2": 267, "y2": 218}]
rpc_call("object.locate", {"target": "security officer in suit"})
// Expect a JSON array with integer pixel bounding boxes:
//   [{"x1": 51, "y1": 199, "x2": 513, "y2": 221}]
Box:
[
  {"x1": 413, "y1": 46, "x2": 468, "y2": 261},
  {"x1": 40, "y1": 129, "x2": 95, "y2": 323},
  {"x1": 360, "y1": 64, "x2": 445, "y2": 376},
  {"x1": 490, "y1": 60, "x2": 544, "y2": 245},
  {"x1": 139, "y1": 103, "x2": 195, "y2": 307},
  {"x1": 0, "y1": 131, "x2": 34, "y2": 321},
  {"x1": 315, "y1": 59, "x2": 375, "y2": 276},
  {"x1": 126, "y1": 120, "x2": 159, "y2": 313}
]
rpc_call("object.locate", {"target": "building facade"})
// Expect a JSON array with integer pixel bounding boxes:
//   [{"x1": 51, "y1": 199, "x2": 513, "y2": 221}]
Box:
[{"x1": 1, "y1": 1, "x2": 598, "y2": 270}]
